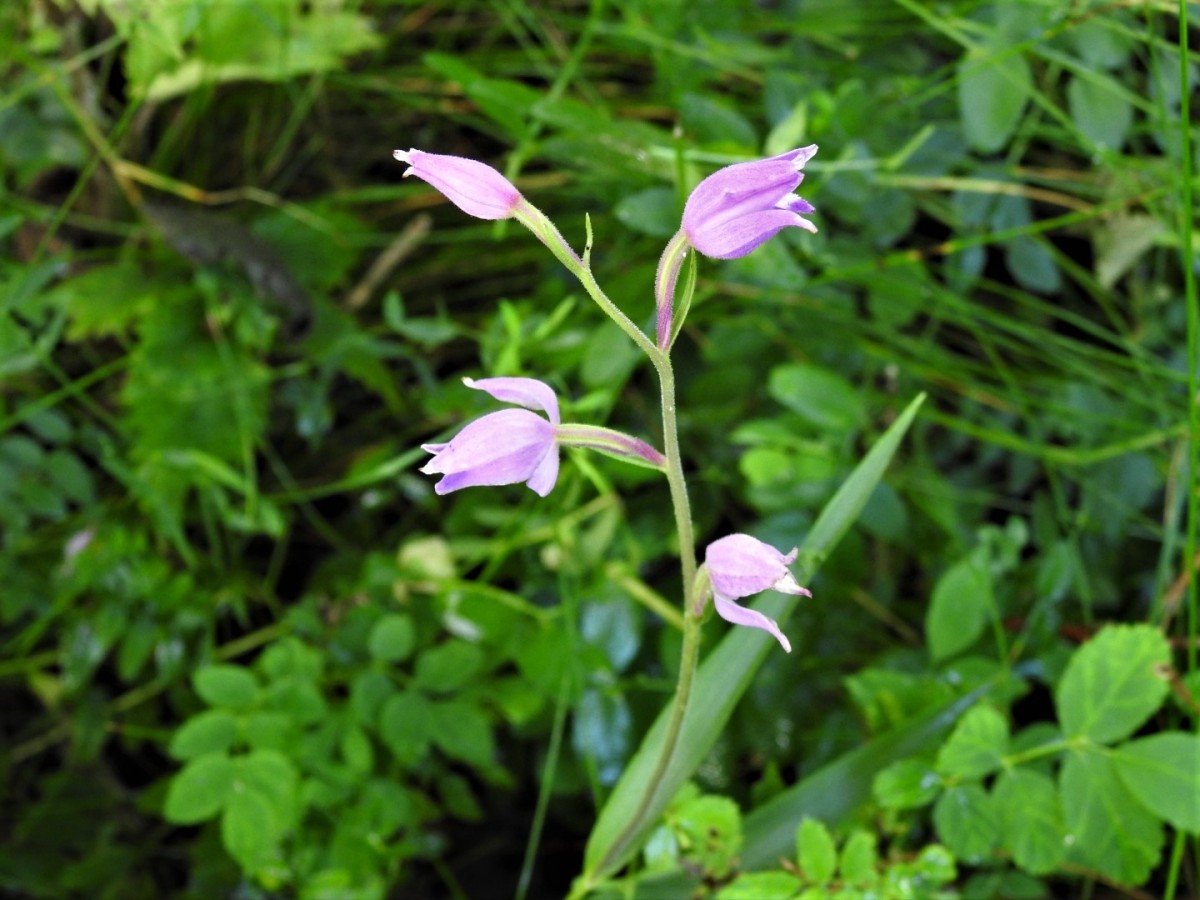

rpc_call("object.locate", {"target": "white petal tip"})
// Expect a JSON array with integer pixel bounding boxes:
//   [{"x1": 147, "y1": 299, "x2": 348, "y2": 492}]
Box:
[{"x1": 393, "y1": 148, "x2": 411, "y2": 162}]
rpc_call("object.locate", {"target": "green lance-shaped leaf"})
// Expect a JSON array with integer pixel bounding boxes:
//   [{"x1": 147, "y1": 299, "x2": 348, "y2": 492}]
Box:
[
  {"x1": 578, "y1": 394, "x2": 924, "y2": 888},
  {"x1": 1055, "y1": 624, "x2": 1170, "y2": 744}
]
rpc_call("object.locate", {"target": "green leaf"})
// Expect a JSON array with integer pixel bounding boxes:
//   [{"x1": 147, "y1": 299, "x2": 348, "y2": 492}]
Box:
[
  {"x1": 378, "y1": 690, "x2": 434, "y2": 764},
  {"x1": 796, "y1": 818, "x2": 837, "y2": 885},
  {"x1": 737, "y1": 681, "x2": 993, "y2": 874},
  {"x1": 674, "y1": 795, "x2": 742, "y2": 880},
  {"x1": 340, "y1": 727, "x2": 375, "y2": 775},
  {"x1": 1055, "y1": 624, "x2": 1170, "y2": 743},
  {"x1": 958, "y1": 47, "x2": 1032, "y2": 153},
  {"x1": 169, "y1": 709, "x2": 240, "y2": 761},
  {"x1": 164, "y1": 753, "x2": 235, "y2": 824},
  {"x1": 838, "y1": 829, "x2": 878, "y2": 887},
  {"x1": 413, "y1": 641, "x2": 484, "y2": 693},
  {"x1": 716, "y1": 871, "x2": 800, "y2": 900},
  {"x1": 935, "y1": 704, "x2": 1008, "y2": 779},
  {"x1": 933, "y1": 783, "x2": 998, "y2": 864},
  {"x1": 873, "y1": 758, "x2": 941, "y2": 810},
  {"x1": 994, "y1": 768, "x2": 1067, "y2": 875},
  {"x1": 1060, "y1": 748, "x2": 1162, "y2": 884},
  {"x1": 236, "y1": 749, "x2": 299, "y2": 832},
  {"x1": 578, "y1": 394, "x2": 925, "y2": 887},
  {"x1": 193, "y1": 662, "x2": 259, "y2": 710},
  {"x1": 1112, "y1": 733, "x2": 1200, "y2": 833},
  {"x1": 926, "y1": 557, "x2": 992, "y2": 662},
  {"x1": 767, "y1": 363, "x2": 866, "y2": 435},
  {"x1": 429, "y1": 699, "x2": 495, "y2": 766},
  {"x1": 221, "y1": 788, "x2": 278, "y2": 873},
  {"x1": 1067, "y1": 74, "x2": 1132, "y2": 150}
]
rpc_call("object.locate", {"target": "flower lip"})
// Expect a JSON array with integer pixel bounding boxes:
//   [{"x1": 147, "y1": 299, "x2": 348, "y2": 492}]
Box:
[{"x1": 394, "y1": 148, "x2": 523, "y2": 220}]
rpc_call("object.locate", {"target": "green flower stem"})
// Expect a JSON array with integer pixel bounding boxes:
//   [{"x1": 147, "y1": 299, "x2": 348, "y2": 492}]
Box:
[
  {"x1": 515, "y1": 203, "x2": 660, "y2": 360},
  {"x1": 528, "y1": 204, "x2": 703, "y2": 875}
]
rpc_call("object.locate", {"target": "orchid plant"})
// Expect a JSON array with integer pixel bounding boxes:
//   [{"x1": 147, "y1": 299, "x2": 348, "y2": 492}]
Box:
[{"x1": 396, "y1": 144, "x2": 820, "y2": 885}]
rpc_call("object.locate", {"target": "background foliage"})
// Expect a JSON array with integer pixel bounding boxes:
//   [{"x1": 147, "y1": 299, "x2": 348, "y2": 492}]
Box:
[{"x1": 1, "y1": 1, "x2": 1197, "y2": 898}]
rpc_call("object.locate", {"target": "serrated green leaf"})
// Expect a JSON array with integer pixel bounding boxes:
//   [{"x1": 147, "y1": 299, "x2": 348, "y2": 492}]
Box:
[
  {"x1": 164, "y1": 753, "x2": 235, "y2": 824},
  {"x1": 1112, "y1": 733, "x2": 1200, "y2": 833},
  {"x1": 873, "y1": 758, "x2": 941, "y2": 810},
  {"x1": 933, "y1": 783, "x2": 998, "y2": 864},
  {"x1": 926, "y1": 557, "x2": 992, "y2": 662},
  {"x1": 994, "y1": 768, "x2": 1067, "y2": 874},
  {"x1": 936, "y1": 704, "x2": 1008, "y2": 779},
  {"x1": 169, "y1": 709, "x2": 240, "y2": 760},
  {"x1": 1055, "y1": 624, "x2": 1170, "y2": 743},
  {"x1": 1060, "y1": 748, "x2": 1162, "y2": 884},
  {"x1": 194, "y1": 664, "x2": 259, "y2": 711},
  {"x1": 796, "y1": 818, "x2": 837, "y2": 885},
  {"x1": 838, "y1": 829, "x2": 878, "y2": 887}
]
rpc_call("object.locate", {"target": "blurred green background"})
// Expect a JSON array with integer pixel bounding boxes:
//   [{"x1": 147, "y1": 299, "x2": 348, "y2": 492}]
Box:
[{"x1": 1, "y1": 1, "x2": 1197, "y2": 898}]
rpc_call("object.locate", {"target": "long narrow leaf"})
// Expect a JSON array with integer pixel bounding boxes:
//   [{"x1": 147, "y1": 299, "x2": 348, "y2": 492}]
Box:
[{"x1": 578, "y1": 393, "x2": 927, "y2": 888}]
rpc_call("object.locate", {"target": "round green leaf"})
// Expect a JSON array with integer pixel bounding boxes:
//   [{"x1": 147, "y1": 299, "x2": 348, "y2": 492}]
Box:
[
  {"x1": 957, "y1": 48, "x2": 1032, "y2": 153},
  {"x1": 1067, "y1": 74, "x2": 1132, "y2": 150},
  {"x1": 1055, "y1": 624, "x2": 1169, "y2": 743},
  {"x1": 367, "y1": 614, "x2": 415, "y2": 664},
  {"x1": 164, "y1": 753, "x2": 235, "y2": 824},
  {"x1": 169, "y1": 709, "x2": 239, "y2": 761},
  {"x1": 194, "y1": 664, "x2": 260, "y2": 711}
]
